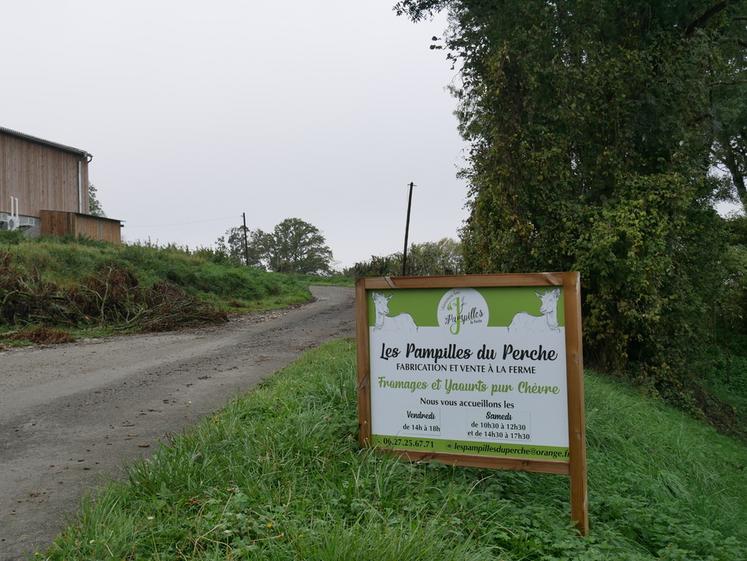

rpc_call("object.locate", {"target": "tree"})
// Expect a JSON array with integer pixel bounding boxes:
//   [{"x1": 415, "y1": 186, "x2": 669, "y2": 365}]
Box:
[
  {"x1": 350, "y1": 238, "x2": 463, "y2": 277},
  {"x1": 265, "y1": 218, "x2": 333, "y2": 274},
  {"x1": 216, "y1": 227, "x2": 269, "y2": 267},
  {"x1": 216, "y1": 218, "x2": 333, "y2": 274},
  {"x1": 713, "y1": 122, "x2": 747, "y2": 212},
  {"x1": 710, "y1": 20, "x2": 747, "y2": 212},
  {"x1": 88, "y1": 183, "x2": 105, "y2": 217},
  {"x1": 408, "y1": 238, "x2": 463, "y2": 275},
  {"x1": 396, "y1": 1, "x2": 745, "y2": 391},
  {"x1": 349, "y1": 254, "x2": 401, "y2": 277}
]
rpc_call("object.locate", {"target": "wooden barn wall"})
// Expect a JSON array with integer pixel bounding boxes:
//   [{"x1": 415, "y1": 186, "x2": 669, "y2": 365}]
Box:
[
  {"x1": 0, "y1": 133, "x2": 87, "y2": 217},
  {"x1": 74, "y1": 214, "x2": 121, "y2": 244},
  {"x1": 40, "y1": 210, "x2": 121, "y2": 244},
  {"x1": 39, "y1": 210, "x2": 74, "y2": 237},
  {"x1": 81, "y1": 161, "x2": 89, "y2": 214}
]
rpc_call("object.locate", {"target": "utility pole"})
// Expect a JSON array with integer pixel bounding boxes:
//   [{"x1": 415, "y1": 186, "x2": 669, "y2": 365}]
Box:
[
  {"x1": 402, "y1": 182, "x2": 415, "y2": 276},
  {"x1": 242, "y1": 212, "x2": 250, "y2": 266}
]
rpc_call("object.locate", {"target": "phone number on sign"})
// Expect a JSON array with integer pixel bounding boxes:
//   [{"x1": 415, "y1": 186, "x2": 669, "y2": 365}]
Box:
[{"x1": 379, "y1": 437, "x2": 435, "y2": 449}]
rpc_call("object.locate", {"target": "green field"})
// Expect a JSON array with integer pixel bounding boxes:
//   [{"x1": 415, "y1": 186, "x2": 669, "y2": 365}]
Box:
[{"x1": 44, "y1": 340, "x2": 747, "y2": 560}]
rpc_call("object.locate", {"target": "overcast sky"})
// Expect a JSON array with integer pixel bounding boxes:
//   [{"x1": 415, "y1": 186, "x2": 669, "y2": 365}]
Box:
[{"x1": 1, "y1": 1, "x2": 469, "y2": 269}]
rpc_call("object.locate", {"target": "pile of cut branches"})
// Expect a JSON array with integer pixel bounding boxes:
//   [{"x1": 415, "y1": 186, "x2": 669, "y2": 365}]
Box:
[{"x1": 0, "y1": 252, "x2": 227, "y2": 332}]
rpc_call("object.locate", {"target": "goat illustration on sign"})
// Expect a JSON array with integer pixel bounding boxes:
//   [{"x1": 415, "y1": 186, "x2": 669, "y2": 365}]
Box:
[
  {"x1": 372, "y1": 292, "x2": 417, "y2": 331},
  {"x1": 508, "y1": 289, "x2": 561, "y2": 334}
]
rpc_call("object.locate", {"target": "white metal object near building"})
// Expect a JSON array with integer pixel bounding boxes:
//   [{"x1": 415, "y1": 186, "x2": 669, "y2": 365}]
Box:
[{"x1": 1, "y1": 196, "x2": 20, "y2": 230}]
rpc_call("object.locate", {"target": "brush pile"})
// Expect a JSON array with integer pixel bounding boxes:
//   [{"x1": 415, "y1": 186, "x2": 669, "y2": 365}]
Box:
[
  {"x1": 4, "y1": 326, "x2": 76, "y2": 345},
  {"x1": 0, "y1": 252, "x2": 227, "y2": 332}
]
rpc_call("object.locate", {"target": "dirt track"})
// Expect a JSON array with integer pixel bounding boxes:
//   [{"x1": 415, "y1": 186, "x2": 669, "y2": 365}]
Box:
[{"x1": 0, "y1": 286, "x2": 354, "y2": 561}]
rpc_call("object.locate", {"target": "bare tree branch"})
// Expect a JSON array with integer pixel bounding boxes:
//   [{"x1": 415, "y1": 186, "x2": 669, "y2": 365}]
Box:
[{"x1": 685, "y1": 1, "x2": 729, "y2": 37}]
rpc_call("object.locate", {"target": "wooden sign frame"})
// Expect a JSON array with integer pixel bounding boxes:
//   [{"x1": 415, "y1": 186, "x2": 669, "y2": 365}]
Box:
[{"x1": 355, "y1": 272, "x2": 588, "y2": 535}]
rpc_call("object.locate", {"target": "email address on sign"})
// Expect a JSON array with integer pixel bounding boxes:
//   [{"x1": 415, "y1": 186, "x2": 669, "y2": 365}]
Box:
[{"x1": 451, "y1": 442, "x2": 569, "y2": 460}]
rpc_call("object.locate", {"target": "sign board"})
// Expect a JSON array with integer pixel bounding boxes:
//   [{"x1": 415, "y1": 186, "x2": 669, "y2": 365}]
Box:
[{"x1": 355, "y1": 273, "x2": 588, "y2": 534}]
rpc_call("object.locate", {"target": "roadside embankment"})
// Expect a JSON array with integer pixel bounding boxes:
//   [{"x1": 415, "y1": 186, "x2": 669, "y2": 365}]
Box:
[{"x1": 0, "y1": 235, "x2": 311, "y2": 345}]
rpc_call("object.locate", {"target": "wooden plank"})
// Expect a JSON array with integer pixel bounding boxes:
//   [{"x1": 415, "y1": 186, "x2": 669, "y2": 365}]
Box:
[
  {"x1": 81, "y1": 161, "x2": 90, "y2": 214},
  {"x1": 362, "y1": 273, "x2": 565, "y2": 290},
  {"x1": 356, "y1": 278, "x2": 372, "y2": 447},
  {"x1": 40, "y1": 210, "x2": 72, "y2": 237},
  {"x1": 563, "y1": 272, "x2": 589, "y2": 535},
  {"x1": 38, "y1": 210, "x2": 49, "y2": 235}
]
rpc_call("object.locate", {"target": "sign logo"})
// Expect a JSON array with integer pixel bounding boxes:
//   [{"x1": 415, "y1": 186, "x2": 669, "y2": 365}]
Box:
[{"x1": 437, "y1": 288, "x2": 488, "y2": 335}]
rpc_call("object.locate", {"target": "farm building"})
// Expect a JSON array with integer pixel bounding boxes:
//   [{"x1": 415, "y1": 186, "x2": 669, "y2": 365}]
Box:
[{"x1": 0, "y1": 126, "x2": 122, "y2": 243}]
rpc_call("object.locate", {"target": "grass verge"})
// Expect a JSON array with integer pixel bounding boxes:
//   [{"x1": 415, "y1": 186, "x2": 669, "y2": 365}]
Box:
[
  {"x1": 289, "y1": 273, "x2": 354, "y2": 287},
  {"x1": 44, "y1": 340, "x2": 746, "y2": 560}
]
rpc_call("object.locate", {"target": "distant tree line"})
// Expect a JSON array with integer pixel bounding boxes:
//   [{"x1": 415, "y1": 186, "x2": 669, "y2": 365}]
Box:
[
  {"x1": 215, "y1": 217, "x2": 333, "y2": 275},
  {"x1": 349, "y1": 238, "x2": 463, "y2": 277}
]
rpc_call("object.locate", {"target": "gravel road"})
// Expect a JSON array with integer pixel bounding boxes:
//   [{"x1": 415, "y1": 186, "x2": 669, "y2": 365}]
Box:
[{"x1": 0, "y1": 285, "x2": 354, "y2": 561}]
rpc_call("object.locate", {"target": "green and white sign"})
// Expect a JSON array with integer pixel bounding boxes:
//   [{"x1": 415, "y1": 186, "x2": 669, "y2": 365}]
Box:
[{"x1": 368, "y1": 285, "x2": 569, "y2": 461}]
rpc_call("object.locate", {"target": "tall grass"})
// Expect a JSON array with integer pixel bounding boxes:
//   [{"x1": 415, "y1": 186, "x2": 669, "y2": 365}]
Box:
[{"x1": 45, "y1": 340, "x2": 747, "y2": 560}]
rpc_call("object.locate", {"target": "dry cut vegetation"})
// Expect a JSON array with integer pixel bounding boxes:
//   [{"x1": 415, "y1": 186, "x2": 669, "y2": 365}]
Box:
[
  {"x1": 0, "y1": 234, "x2": 311, "y2": 345},
  {"x1": 0, "y1": 255, "x2": 227, "y2": 332}
]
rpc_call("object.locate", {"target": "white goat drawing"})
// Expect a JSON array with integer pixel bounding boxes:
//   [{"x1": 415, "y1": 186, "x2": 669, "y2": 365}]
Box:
[
  {"x1": 372, "y1": 292, "x2": 417, "y2": 331},
  {"x1": 508, "y1": 289, "x2": 561, "y2": 333}
]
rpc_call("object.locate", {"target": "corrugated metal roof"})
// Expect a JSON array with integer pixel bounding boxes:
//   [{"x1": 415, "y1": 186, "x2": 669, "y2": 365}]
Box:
[{"x1": 0, "y1": 126, "x2": 92, "y2": 159}]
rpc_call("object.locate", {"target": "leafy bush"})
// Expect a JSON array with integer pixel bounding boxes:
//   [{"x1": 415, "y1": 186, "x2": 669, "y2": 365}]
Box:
[
  {"x1": 720, "y1": 216, "x2": 747, "y2": 333},
  {"x1": 396, "y1": 0, "x2": 743, "y2": 404},
  {"x1": 574, "y1": 175, "x2": 726, "y2": 376},
  {"x1": 0, "y1": 230, "x2": 25, "y2": 245}
]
